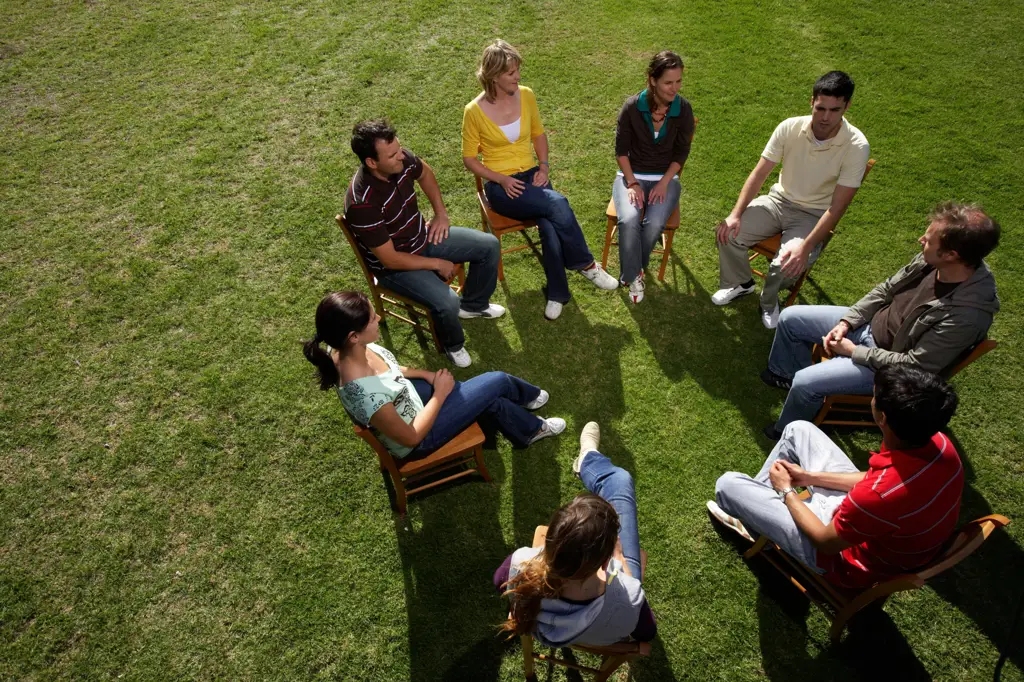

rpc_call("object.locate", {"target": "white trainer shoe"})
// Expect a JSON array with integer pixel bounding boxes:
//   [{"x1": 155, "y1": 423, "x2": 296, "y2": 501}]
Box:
[
  {"x1": 446, "y1": 347, "x2": 472, "y2": 368},
  {"x1": 544, "y1": 300, "x2": 563, "y2": 320},
  {"x1": 628, "y1": 272, "x2": 645, "y2": 304},
  {"x1": 761, "y1": 304, "x2": 781, "y2": 330},
  {"x1": 525, "y1": 389, "x2": 549, "y2": 410},
  {"x1": 528, "y1": 417, "x2": 566, "y2": 445},
  {"x1": 573, "y1": 421, "x2": 601, "y2": 475},
  {"x1": 711, "y1": 282, "x2": 756, "y2": 306},
  {"x1": 458, "y1": 303, "x2": 506, "y2": 319},
  {"x1": 581, "y1": 264, "x2": 619, "y2": 290},
  {"x1": 706, "y1": 500, "x2": 754, "y2": 542}
]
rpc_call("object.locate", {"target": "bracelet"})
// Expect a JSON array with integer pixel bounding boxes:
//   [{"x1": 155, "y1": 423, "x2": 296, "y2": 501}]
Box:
[
  {"x1": 539, "y1": 161, "x2": 550, "y2": 166},
  {"x1": 626, "y1": 180, "x2": 640, "y2": 189}
]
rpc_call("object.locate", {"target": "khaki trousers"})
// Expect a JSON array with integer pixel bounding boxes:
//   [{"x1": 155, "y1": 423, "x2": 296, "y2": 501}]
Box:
[{"x1": 718, "y1": 188, "x2": 825, "y2": 311}]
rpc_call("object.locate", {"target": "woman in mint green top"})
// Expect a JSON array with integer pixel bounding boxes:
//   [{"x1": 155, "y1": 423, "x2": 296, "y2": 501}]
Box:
[{"x1": 303, "y1": 291, "x2": 565, "y2": 459}]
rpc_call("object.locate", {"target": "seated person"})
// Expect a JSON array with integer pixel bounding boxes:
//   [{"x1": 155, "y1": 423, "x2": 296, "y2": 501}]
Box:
[
  {"x1": 345, "y1": 119, "x2": 503, "y2": 368},
  {"x1": 713, "y1": 71, "x2": 870, "y2": 329},
  {"x1": 760, "y1": 201, "x2": 1000, "y2": 439},
  {"x1": 493, "y1": 422, "x2": 656, "y2": 646},
  {"x1": 709, "y1": 365, "x2": 962, "y2": 589},
  {"x1": 462, "y1": 39, "x2": 618, "y2": 321},
  {"x1": 303, "y1": 291, "x2": 565, "y2": 457},
  {"x1": 613, "y1": 50, "x2": 695, "y2": 303}
]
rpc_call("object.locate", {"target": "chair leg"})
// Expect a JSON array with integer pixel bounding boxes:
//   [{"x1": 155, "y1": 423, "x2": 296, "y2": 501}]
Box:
[
  {"x1": 497, "y1": 233, "x2": 506, "y2": 281},
  {"x1": 601, "y1": 216, "x2": 616, "y2": 272},
  {"x1": 595, "y1": 654, "x2": 628, "y2": 682},
  {"x1": 659, "y1": 229, "x2": 675, "y2": 282},
  {"x1": 521, "y1": 635, "x2": 536, "y2": 680},
  {"x1": 474, "y1": 444, "x2": 492, "y2": 482},
  {"x1": 392, "y1": 474, "x2": 408, "y2": 516},
  {"x1": 427, "y1": 315, "x2": 445, "y2": 355},
  {"x1": 813, "y1": 396, "x2": 835, "y2": 426},
  {"x1": 743, "y1": 536, "x2": 769, "y2": 560},
  {"x1": 785, "y1": 271, "x2": 808, "y2": 307}
]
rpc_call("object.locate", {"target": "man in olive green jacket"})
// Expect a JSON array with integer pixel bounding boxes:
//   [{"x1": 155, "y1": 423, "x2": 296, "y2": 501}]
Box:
[{"x1": 759, "y1": 202, "x2": 1000, "y2": 439}]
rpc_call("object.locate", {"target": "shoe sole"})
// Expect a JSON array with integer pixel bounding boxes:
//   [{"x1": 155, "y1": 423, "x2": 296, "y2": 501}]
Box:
[{"x1": 712, "y1": 287, "x2": 755, "y2": 306}]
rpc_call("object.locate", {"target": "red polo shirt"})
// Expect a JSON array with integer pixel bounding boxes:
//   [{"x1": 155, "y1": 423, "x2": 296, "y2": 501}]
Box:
[{"x1": 818, "y1": 432, "x2": 964, "y2": 588}]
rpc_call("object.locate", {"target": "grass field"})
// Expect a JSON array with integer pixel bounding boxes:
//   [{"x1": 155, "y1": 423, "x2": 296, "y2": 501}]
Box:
[{"x1": 2, "y1": 0, "x2": 1023, "y2": 679}]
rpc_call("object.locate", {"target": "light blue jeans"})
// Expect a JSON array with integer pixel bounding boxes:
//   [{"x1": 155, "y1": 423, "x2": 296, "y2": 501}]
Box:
[
  {"x1": 579, "y1": 450, "x2": 642, "y2": 580},
  {"x1": 611, "y1": 175, "x2": 681, "y2": 283},
  {"x1": 715, "y1": 421, "x2": 859, "y2": 571},
  {"x1": 768, "y1": 305, "x2": 877, "y2": 430}
]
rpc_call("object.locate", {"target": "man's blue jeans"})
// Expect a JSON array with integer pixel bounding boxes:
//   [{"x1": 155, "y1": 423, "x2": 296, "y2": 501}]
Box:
[
  {"x1": 485, "y1": 167, "x2": 596, "y2": 304},
  {"x1": 378, "y1": 227, "x2": 500, "y2": 352},
  {"x1": 768, "y1": 305, "x2": 877, "y2": 430},
  {"x1": 611, "y1": 175, "x2": 681, "y2": 283},
  {"x1": 410, "y1": 371, "x2": 543, "y2": 451},
  {"x1": 579, "y1": 450, "x2": 643, "y2": 580}
]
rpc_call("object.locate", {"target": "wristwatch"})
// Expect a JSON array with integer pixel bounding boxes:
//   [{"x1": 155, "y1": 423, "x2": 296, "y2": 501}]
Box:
[{"x1": 778, "y1": 486, "x2": 798, "y2": 500}]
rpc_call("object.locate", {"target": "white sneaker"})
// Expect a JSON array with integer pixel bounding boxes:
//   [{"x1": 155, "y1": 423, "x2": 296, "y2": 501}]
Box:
[
  {"x1": 446, "y1": 347, "x2": 472, "y2": 368},
  {"x1": 761, "y1": 304, "x2": 781, "y2": 330},
  {"x1": 544, "y1": 300, "x2": 563, "y2": 320},
  {"x1": 573, "y1": 421, "x2": 601, "y2": 475},
  {"x1": 528, "y1": 417, "x2": 566, "y2": 445},
  {"x1": 580, "y1": 263, "x2": 619, "y2": 290},
  {"x1": 711, "y1": 282, "x2": 756, "y2": 306},
  {"x1": 628, "y1": 272, "x2": 645, "y2": 304},
  {"x1": 525, "y1": 389, "x2": 549, "y2": 410},
  {"x1": 706, "y1": 500, "x2": 754, "y2": 542},
  {"x1": 458, "y1": 303, "x2": 506, "y2": 319}
]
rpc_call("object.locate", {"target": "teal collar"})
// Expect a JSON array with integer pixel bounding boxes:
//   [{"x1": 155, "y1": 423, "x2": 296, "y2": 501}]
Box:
[{"x1": 637, "y1": 89, "x2": 681, "y2": 143}]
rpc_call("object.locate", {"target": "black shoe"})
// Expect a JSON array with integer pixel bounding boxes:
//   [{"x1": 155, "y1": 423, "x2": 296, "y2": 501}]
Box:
[
  {"x1": 762, "y1": 424, "x2": 783, "y2": 441},
  {"x1": 760, "y1": 368, "x2": 792, "y2": 391}
]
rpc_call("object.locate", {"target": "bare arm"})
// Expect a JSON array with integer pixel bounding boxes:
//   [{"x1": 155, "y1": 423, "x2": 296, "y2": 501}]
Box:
[
  {"x1": 784, "y1": 495, "x2": 854, "y2": 555},
  {"x1": 803, "y1": 470, "x2": 867, "y2": 492},
  {"x1": 368, "y1": 370, "x2": 454, "y2": 448},
  {"x1": 716, "y1": 157, "x2": 777, "y2": 244},
  {"x1": 368, "y1": 239, "x2": 454, "y2": 278},
  {"x1": 772, "y1": 460, "x2": 861, "y2": 554},
  {"x1": 778, "y1": 184, "x2": 859, "y2": 277},
  {"x1": 530, "y1": 133, "x2": 550, "y2": 186},
  {"x1": 416, "y1": 160, "x2": 450, "y2": 244}
]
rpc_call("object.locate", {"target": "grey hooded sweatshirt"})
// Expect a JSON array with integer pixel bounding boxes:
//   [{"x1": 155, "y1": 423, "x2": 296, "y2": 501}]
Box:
[
  {"x1": 508, "y1": 546, "x2": 645, "y2": 648},
  {"x1": 841, "y1": 252, "x2": 999, "y2": 374}
]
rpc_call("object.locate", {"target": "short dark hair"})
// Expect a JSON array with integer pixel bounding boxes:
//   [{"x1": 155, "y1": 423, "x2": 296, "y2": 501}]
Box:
[
  {"x1": 813, "y1": 71, "x2": 855, "y2": 103},
  {"x1": 350, "y1": 119, "x2": 396, "y2": 165},
  {"x1": 929, "y1": 201, "x2": 1001, "y2": 268},
  {"x1": 874, "y1": 365, "x2": 958, "y2": 447}
]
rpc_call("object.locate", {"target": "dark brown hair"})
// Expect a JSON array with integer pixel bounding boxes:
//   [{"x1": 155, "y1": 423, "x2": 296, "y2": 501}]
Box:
[
  {"x1": 929, "y1": 201, "x2": 1000, "y2": 268},
  {"x1": 500, "y1": 494, "x2": 620, "y2": 636},
  {"x1": 302, "y1": 291, "x2": 373, "y2": 390},
  {"x1": 646, "y1": 50, "x2": 684, "y2": 110}
]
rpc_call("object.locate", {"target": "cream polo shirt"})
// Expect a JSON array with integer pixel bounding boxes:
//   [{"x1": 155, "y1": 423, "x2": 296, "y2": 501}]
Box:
[{"x1": 761, "y1": 116, "x2": 870, "y2": 210}]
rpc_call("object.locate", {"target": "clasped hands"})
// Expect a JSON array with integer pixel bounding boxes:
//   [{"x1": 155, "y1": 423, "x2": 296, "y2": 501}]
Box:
[
  {"x1": 498, "y1": 165, "x2": 549, "y2": 199},
  {"x1": 821, "y1": 319, "x2": 856, "y2": 358},
  {"x1": 769, "y1": 458, "x2": 809, "y2": 493}
]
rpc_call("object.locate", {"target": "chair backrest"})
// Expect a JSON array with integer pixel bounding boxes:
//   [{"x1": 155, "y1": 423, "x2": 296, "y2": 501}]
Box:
[
  {"x1": 944, "y1": 338, "x2": 998, "y2": 380},
  {"x1": 915, "y1": 514, "x2": 1009, "y2": 581},
  {"x1": 862, "y1": 157, "x2": 877, "y2": 182},
  {"x1": 335, "y1": 214, "x2": 379, "y2": 293}
]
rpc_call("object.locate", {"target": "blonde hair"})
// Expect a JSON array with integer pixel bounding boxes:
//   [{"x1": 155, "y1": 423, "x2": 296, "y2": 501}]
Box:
[{"x1": 477, "y1": 39, "x2": 522, "y2": 102}]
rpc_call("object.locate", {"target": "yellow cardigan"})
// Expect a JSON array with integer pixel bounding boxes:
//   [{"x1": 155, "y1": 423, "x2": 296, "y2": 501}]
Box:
[{"x1": 461, "y1": 85, "x2": 544, "y2": 175}]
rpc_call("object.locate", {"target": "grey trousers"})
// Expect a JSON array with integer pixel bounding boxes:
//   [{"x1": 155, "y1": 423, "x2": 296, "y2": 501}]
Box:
[
  {"x1": 714, "y1": 421, "x2": 859, "y2": 571},
  {"x1": 717, "y1": 188, "x2": 825, "y2": 311}
]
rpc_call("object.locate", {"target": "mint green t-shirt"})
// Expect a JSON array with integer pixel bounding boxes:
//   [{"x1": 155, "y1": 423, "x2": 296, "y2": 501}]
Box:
[{"x1": 336, "y1": 344, "x2": 425, "y2": 459}]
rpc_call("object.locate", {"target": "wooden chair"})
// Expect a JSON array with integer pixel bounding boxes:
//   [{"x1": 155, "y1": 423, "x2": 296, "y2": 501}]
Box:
[
  {"x1": 353, "y1": 421, "x2": 489, "y2": 516},
  {"x1": 743, "y1": 510, "x2": 1010, "y2": 643},
  {"x1": 336, "y1": 215, "x2": 464, "y2": 354},
  {"x1": 812, "y1": 338, "x2": 999, "y2": 427},
  {"x1": 601, "y1": 117, "x2": 698, "y2": 282},
  {"x1": 475, "y1": 175, "x2": 539, "y2": 281},
  {"x1": 748, "y1": 158, "x2": 876, "y2": 306},
  {"x1": 520, "y1": 526, "x2": 650, "y2": 681}
]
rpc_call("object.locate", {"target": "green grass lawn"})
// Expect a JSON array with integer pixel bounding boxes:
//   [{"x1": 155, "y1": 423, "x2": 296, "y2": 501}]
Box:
[{"x1": 2, "y1": 0, "x2": 1023, "y2": 679}]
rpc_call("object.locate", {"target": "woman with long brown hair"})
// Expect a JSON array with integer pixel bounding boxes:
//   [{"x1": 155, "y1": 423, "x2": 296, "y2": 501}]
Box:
[{"x1": 492, "y1": 422, "x2": 656, "y2": 646}]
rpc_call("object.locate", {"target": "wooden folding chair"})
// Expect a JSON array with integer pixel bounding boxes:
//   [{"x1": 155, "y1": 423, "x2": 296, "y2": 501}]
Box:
[
  {"x1": 748, "y1": 158, "x2": 876, "y2": 306},
  {"x1": 743, "y1": 511, "x2": 1010, "y2": 643},
  {"x1": 601, "y1": 117, "x2": 698, "y2": 282},
  {"x1": 336, "y1": 215, "x2": 464, "y2": 354},
  {"x1": 520, "y1": 526, "x2": 650, "y2": 681},
  {"x1": 475, "y1": 175, "x2": 540, "y2": 281},
  {"x1": 812, "y1": 338, "x2": 999, "y2": 428},
  {"x1": 353, "y1": 421, "x2": 489, "y2": 516}
]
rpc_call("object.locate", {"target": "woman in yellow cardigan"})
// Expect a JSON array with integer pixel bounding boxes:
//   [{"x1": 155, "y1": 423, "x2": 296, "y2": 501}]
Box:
[{"x1": 462, "y1": 40, "x2": 618, "y2": 321}]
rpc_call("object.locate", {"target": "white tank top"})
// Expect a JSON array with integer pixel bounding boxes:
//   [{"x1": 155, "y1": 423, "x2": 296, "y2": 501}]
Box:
[{"x1": 498, "y1": 118, "x2": 521, "y2": 143}]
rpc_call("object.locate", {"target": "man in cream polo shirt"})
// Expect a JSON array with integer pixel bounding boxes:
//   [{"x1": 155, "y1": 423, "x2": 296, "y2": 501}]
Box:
[{"x1": 713, "y1": 71, "x2": 870, "y2": 328}]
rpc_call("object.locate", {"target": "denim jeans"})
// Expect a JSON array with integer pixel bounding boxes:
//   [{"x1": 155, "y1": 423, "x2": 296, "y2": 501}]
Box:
[
  {"x1": 484, "y1": 167, "x2": 596, "y2": 304},
  {"x1": 611, "y1": 175, "x2": 681, "y2": 283},
  {"x1": 378, "y1": 226, "x2": 500, "y2": 352},
  {"x1": 579, "y1": 450, "x2": 643, "y2": 580},
  {"x1": 409, "y1": 371, "x2": 543, "y2": 451},
  {"x1": 715, "y1": 421, "x2": 859, "y2": 572},
  {"x1": 768, "y1": 305, "x2": 877, "y2": 430}
]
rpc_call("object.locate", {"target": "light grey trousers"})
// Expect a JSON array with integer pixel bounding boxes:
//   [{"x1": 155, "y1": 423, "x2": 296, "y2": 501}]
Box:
[
  {"x1": 717, "y1": 188, "x2": 825, "y2": 311},
  {"x1": 714, "y1": 420, "x2": 859, "y2": 571}
]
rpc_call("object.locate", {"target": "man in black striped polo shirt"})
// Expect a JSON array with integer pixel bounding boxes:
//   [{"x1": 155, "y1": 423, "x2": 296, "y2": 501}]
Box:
[{"x1": 344, "y1": 120, "x2": 503, "y2": 368}]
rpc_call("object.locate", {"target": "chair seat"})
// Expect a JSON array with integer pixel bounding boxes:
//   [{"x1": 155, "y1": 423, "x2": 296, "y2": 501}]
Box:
[
  {"x1": 752, "y1": 233, "x2": 782, "y2": 256},
  {"x1": 486, "y1": 209, "x2": 535, "y2": 232},
  {"x1": 605, "y1": 198, "x2": 680, "y2": 229},
  {"x1": 395, "y1": 422, "x2": 485, "y2": 477}
]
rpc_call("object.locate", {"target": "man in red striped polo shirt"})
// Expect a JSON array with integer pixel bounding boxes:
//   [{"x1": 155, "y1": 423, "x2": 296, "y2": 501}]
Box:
[{"x1": 709, "y1": 365, "x2": 962, "y2": 588}]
